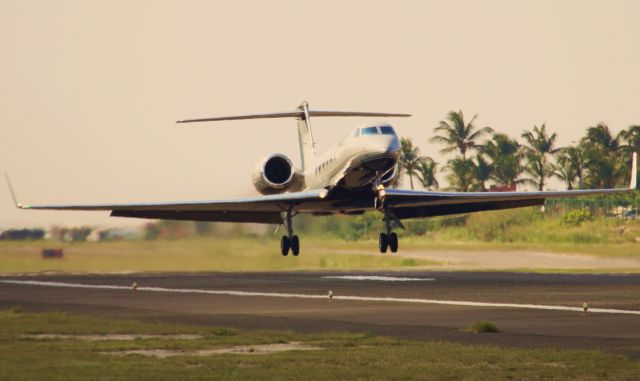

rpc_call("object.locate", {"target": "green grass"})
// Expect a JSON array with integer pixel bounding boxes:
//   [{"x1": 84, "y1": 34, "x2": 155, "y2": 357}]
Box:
[
  {"x1": 3, "y1": 233, "x2": 640, "y2": 275},
  {"x1": 3, "y1": 207, "x2": 640, "y2": 275},
  {"x1": 0, "y1": 238, "x2": 440, "y2": 274},
  {"x1": 0, "y1": 309, "x2": 639, "y2": 380},
  {"x1": 420, "y1": 208, "x2": 640, "y2": 246}
]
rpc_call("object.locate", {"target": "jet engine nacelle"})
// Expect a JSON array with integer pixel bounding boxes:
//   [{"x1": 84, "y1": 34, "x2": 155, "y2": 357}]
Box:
[{"x1": 252, "y1": 154, "x2": 304, "y2": 195}]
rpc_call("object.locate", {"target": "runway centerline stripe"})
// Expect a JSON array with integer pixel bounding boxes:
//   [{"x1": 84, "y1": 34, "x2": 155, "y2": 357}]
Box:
[{"x1": 2, "y1": 279, "x2": 640, "y2": 316}]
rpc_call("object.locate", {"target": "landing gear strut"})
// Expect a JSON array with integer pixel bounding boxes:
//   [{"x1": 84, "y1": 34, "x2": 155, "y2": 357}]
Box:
[
  {"x1": 280, "y1": 207, "x2": 300, "y2": 256},
  {"x1": 372, "y1": 173, "x2": 399, "y2": 254},
  {"x1": 378, "y1": 207, "x2": 398, "y2": 253}
]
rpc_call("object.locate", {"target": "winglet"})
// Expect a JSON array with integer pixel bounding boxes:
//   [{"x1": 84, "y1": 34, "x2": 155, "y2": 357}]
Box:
[
  {"x1": 631, "y1": 152, "x2": 637, "y2": 190},
  {"x1": 4, "y1": 173, "x2": 25, "y2": 208}
]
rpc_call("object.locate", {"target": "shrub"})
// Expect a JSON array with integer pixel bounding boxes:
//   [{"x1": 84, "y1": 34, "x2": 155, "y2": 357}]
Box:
[
  {"x1": 562, "y1": 208, "x2": 593, "y2": 226},
  {"x1": 406, "y1": 219, "x2": 430, "y2": 236},
  {"x1": 466, "y1": 207, "x2": 542, "y2": 241},
  {"x1": 11, "y1": 306, "x2": 23, "y2": 314},
  {"x1": 470, "y1": 320, "x2": 499, "y2": 333},
  {"x1": 337, "y1": 212, "x2": 379, "y2": 241}
]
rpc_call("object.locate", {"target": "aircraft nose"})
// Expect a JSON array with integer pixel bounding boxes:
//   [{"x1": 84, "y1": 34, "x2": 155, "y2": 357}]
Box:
[{"x1": 368, "y1": 135, "x2": 400, "y2": 154}]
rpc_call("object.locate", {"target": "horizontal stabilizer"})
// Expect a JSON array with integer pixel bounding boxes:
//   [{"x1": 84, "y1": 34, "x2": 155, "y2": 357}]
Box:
[{"x1": 177, "y1": 110, "x2": 411, "y2": 123}]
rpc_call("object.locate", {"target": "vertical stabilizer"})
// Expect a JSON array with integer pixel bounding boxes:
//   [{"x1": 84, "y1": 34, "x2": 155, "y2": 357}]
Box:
[{"x1": 296, "y1": 101, "x2": 317, "y2": 172}]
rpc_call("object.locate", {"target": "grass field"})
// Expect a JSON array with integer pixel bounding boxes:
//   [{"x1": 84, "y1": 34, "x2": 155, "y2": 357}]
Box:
[
  {"x1": 0, "y1": 238, "x2": 440, "y2": 274},
  {"x1": 3, "y1": 234, "x2": 640, "y2": 274},
  {"x1": 1, "y1": 308, "x2": 639, "y2": 380}
]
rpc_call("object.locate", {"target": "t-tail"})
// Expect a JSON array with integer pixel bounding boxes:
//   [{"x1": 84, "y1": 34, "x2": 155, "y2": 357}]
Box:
[{"x1": 176, "y1": 101, "x2": 411, "y2": 172}]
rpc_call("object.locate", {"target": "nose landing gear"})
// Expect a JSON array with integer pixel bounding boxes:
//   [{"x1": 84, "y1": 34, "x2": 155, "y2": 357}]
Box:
[
  {"x1": 280, "y1": 208, "x2": 300, "y2": 256},
  {"x1": 372, "y1": 173, "x2": 400, "y2": 254}
]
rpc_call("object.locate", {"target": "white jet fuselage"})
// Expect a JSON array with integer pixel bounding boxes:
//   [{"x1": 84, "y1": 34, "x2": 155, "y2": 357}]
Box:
[{"x1": 301, "y1": 123, "x2": 401, "y2": 191}]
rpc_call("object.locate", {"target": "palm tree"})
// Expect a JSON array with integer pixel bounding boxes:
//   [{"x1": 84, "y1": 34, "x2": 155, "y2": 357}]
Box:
[
  {"x1": 618, "y1": 125, "x2": 640, "y2": 188},
  {"x1": 521, "y1": 124, "x2": 559, "y2": 191},
  {"x1": 580, "y1": 123, "x2": 624, "y2": 188},
  {"x1": 552, "y1": 160, "x2": 576, "y2": 191},
  {"x1": 618, "y1": 125, "x2": 640, "y2": 154},
  {"x1": 582, "y1": 123, "x2": 621, "y2": 152},
  {"x1": 552, "y1": 146, "x2": 584, "y2": 190},
  {"x1": 481, "y1": 133, "x2": 523, "y2": 187},
  {"x1": 399, "y1": 137, "x2": 421, "y2": 190},
  {"x1": 416, "y1": 158, "x2": 439, "y2": 190},
  {"x1": 443, "y1": 157, "x2": 475, "y2": 192},
  {"x1": 471, "y1": 154, "x2": 493, "y2": 192},
  {"x1": 430, "y1": 111, "x2": 493, "y2": 160}
]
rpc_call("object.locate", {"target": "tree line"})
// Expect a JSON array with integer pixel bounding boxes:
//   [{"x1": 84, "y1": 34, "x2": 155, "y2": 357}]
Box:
[{"x1": 397, "y1": 110, "x2": 640, "y2": 192}]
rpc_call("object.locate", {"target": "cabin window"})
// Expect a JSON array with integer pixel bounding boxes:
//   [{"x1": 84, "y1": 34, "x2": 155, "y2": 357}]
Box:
[
  {"x1": 361, "y1": 127, "x2": 379, "y2": 135},
  {"x1": 380, "y1": 126, "x2": 395, "y2": 135}
]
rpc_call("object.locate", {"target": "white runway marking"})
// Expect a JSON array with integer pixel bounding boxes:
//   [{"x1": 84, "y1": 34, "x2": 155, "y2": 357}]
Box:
[
  {"x1": 322, "y1": 275, "x2": 435, "y2": 282},
  {"x1": 3, "y1": 279, "x2": 640, "y2": 316}
]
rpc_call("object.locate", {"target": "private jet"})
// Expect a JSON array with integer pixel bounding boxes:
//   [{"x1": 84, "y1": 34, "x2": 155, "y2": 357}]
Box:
[{"x1": 6, "y1": 101, "x2": 637, "y2": 255}]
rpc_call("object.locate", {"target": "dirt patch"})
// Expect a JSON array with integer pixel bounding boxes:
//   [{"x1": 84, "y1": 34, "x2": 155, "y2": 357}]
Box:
[
  {"x1": 333, "y1": 248, "x2": 640, "y2": 270},
  {"x1": 24, "y1": 334, "x2": 202, "y2": 341},
  {"x1": 102, "y1": 342, "x2": 320, "y2": 358}
]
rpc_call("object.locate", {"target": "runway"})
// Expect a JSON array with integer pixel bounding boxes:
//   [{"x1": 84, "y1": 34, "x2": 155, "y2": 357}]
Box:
[{"x1": 1, "y1": 271, "x2": 640, "y2": 351}]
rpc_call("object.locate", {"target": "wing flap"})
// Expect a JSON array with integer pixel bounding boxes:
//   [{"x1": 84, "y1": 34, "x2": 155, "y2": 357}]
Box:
[
  {"x1": 111, "y1": 210, "x2": 282, "y2": 224},
  {"x1": 393, "y1": 198, "x2": 544, "y2": 219}
]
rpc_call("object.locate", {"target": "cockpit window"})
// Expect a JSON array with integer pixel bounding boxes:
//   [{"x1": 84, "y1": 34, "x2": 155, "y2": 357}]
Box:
[
  {"x1": 380, "y1": 126, "x2": 395, "y2": 135},
  {"x1": 361, "y1": 127, "x2": 379, "y2": 135}
]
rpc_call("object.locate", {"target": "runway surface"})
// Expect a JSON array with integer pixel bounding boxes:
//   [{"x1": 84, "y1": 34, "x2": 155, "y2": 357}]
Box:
[{"x1": 1, "y1": 271, "x2": 640, "y2": 352}]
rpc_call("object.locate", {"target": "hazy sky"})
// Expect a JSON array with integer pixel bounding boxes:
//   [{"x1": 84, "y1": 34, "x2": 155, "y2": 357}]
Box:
[{"x1": 2, "y1": 0, "x2": 639, "y2": 229}]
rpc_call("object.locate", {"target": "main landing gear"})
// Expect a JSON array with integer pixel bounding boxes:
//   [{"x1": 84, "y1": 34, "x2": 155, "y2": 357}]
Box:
[
  {"x1": 280, "y1": 208, "x2": 300, "y2": 256},
  {"x1": 378, "y1": 207, "x2": 398, "y2": 253}
]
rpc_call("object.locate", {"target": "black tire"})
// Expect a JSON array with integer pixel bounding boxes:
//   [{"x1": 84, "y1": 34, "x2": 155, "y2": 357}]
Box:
[
  {"x1": 280, "y1": 236, "x2": 290, "y2": 256},
  {"x1": 378, "y1": 233, "x2": 388, "y2": 253},
  {"x1": 389, "y1": 232, "x2": 398, "y2": 253},
  {"x1": 291, "y1": 235, "x2": 300, "y2": 256}
]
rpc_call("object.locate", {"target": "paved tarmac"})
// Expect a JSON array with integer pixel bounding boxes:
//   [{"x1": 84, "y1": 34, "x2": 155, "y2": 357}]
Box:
[{"x1": 1, "y1": 271, "x2": 640, "y2": 353}]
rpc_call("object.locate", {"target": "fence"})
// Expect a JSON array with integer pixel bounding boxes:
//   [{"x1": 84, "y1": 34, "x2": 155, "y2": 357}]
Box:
[{"x1": 544, "y1": 197, "x2": 639, "y2": 219}]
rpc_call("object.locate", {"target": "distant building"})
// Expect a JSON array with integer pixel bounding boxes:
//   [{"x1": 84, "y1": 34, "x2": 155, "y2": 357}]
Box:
[
  {"x1": 0, "y1": 229, "x2": 45, "y2": 240},
  {"x1": 48, "y1": 226, "x2": 93, "y2": 242},
  {"x1": 98, "y1": 228, "x2": 139, "y2": 241},
  {"x1": 489, "y1": 183, "x2": 517, "y2": 192}
]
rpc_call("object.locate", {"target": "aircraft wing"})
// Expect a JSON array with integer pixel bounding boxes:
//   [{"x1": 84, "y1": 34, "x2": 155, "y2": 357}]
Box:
[
  {"x1": 383, "y1": 187, "x2": 633, "y2": 220},
  {"x1": 384, "y1": 151, "x2": 637, "y2": 219},
  {"x1": 9, "y1": 186, "x2": 330, "y2": 224},
  {"x1": 5, "y1": 150, "x2": 637, "y2": 223}
]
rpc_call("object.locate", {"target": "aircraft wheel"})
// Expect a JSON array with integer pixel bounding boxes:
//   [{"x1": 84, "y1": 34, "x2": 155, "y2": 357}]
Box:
[
  {"x1": 280, "y1": 236, "x2": 290, "y2": 256},
  {"x1": 291, "y1": 235, "x2": 300, "y2": 256},
  {"x1": 378, "y1": 233, "x2": 388, "y2": 253},
  {"x1": 389, "y1": 232, "x2": 398, "y2": 253}
]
